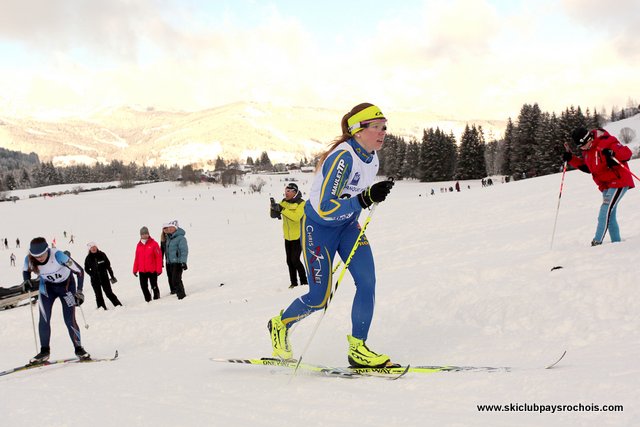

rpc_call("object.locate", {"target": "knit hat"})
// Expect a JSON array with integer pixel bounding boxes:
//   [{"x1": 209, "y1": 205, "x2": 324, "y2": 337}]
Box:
[
  {"x1": 29, "y1": 237, "x2": 49, "y2": 257},
  {"x1": 572, "y1": 127, "x2": 592, "y2": 146},
  {"x1": 162, "y1": 220, "x2": 179, "y2": 229},
  {"x1": 87, "y1": 241, "x2": 98, "y2": 250},
  {"x1": 346, "y1": 104, "x2": 386, "y2": 135},
  {"x1": 140, "y1": 226, "x2": 150, "y2": 236},
  {"x1": 285, "y1": 183, "x2": 298, "y2": 192}
]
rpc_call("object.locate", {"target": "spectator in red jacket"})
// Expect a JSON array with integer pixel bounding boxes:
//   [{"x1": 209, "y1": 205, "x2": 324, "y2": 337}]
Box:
[
  {"x1": 564, "y1": 127, "x2": 634, "y2": 246},
  {"x1": 133, "y1": 226, "x2": 163, "y2": 301}
]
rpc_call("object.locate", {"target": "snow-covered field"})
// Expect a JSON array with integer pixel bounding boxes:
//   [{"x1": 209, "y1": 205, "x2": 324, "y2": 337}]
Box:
[{"x1": 1, "y1": 164, "x2": 639, "y2": 426}]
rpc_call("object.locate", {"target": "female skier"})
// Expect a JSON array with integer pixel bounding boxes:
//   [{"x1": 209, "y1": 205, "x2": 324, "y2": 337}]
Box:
[
  {"x1": 23, "y1": 237, "x2": 89, "y2": 363},
  {"x1": 268, "y1": 103, "x2": 395, "y2": 367}
]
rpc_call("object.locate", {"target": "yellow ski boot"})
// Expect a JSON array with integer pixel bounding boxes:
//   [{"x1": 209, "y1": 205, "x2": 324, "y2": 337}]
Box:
[
  {"x1": 267, "y1": 312, "x2": 292, "y2": 360},
  {"x1": 347, "y1": 335, "x2": 390, "y2": 367}
]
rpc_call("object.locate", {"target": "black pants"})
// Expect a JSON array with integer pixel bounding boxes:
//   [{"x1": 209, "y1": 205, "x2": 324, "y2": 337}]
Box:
[
  {"x1": 166, "y1": 264, "x2": 186, "y2": 299},
  {"x1": 284, "y1": 239, "x2": 307, "y2": 286},
  {"x1": 91, "y1": 278, "x2": 122, "y2": 309},
  {"x1": 139, "y1": 272, "x2": 160, "y2": 302}
]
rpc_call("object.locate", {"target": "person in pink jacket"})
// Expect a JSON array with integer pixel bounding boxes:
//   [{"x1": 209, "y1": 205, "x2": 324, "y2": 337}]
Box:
[{"x1": 133, "y1": 226, "x2": 163, "y2": 301}]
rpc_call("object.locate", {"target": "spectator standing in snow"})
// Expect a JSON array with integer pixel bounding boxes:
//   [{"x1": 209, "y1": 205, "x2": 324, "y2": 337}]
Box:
[
  {"x1": 10, "y1": 253, "x2": 16, "y2": 266},
  {"x1": 163, "y1": 220, "x2": 188, "y2": 300},
  {"x1": 267, "y1": 103, "x2": 395, "y2": 367},
  {"x1": 564, "y1": 127, "x2": 634, "y2": 246},
  {"x1": 16, "y1": 238, "x2": 20, "y2": 248},
  {"x1": 270, "y1": 183, "x2": 308, "y2": 289},
  {"x1": 22, "y1": 237, "x2": 90, "y2": 363},
  {"x1": 84, "y1": 242, "x2": 122, "y2": 310},
  {"x1": 133, "y1": 226, "x2": 163, "y2": 301}
]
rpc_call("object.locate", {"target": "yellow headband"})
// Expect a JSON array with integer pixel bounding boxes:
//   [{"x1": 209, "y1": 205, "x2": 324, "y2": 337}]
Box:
[{"x1": 346, "y1": 105, "x2": 386, "y2": 135}]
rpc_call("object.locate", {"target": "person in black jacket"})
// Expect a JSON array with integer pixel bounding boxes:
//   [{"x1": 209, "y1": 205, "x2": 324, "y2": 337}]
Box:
[{"x1": 83, "y1": 242, "x2": 122, "y2": 309}]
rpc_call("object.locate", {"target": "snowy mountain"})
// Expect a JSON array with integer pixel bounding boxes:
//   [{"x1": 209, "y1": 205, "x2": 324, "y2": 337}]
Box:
[
  {"x1": 1, "y1": 160, "x2": 639, "y2": 425},
  {"x1": 0, "y1": 102, "x2": 507, "y2": 167}
]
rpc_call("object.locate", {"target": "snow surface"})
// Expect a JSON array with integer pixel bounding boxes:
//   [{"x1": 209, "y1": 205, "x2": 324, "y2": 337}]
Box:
[{"x1": 1, "y1": 165, "x2": 639, "y2": 427}]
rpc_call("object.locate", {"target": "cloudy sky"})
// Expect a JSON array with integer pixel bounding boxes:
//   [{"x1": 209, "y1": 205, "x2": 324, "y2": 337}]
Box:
[{"x1": 0, "y1": 0, "x2": 637, "y2": 120}]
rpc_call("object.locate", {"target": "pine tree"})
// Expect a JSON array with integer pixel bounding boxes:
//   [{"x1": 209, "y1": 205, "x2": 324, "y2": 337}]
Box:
[
  {"x1": 456, "y1": 125, "x2": 486, "y2": 180},
  {"x1": 400, "y1": 140, "x2": 420, "y2": 179},
  {"x1": 215, "y1": 156, "x2": 226, "y2": 171},
  {"x1": 511, "y1": 103, "x2": 542, "y2": 179},
  {"x1": 500, "y1": 118, "x2": 515, "y2": 176}
]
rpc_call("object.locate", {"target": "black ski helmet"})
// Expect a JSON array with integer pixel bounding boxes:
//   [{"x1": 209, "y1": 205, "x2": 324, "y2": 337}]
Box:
[{"x1": 572, "y1": 127, "x2": 592, "y2": 146}]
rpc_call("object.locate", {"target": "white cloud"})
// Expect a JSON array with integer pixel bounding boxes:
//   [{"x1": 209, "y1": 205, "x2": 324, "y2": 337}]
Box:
[{"x1": 0, "y1": 0, "x2": 636, "y2": 120}]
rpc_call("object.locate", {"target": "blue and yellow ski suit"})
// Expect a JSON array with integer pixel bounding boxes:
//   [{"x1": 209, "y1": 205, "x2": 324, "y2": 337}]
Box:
[{"x1": 281, "y1": 138, "x2": 380, "y2": 340}]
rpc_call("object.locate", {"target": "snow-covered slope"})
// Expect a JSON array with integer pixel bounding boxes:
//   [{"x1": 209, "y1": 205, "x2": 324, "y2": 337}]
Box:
[
  {"x1": 0, "y1": 164, "x2": 639, "y2": 426},
  {"x1": 0, "y1": 102, "x2": 507, "y2": 167}
]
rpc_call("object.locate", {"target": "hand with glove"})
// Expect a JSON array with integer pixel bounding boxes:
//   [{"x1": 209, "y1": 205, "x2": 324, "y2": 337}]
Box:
[
  {"x1": 181, "y1": 263, "x2": 188, "y2": 271},
  {"x1": 133, "y1": 272, "x2": 138, "y2": 277},
  {"x1": 601, "y1": 148, "x2": 617, "y2": 168},
  {"x1": 75, "y1": 291, "x2": 85, "y2": 306},
  {"x1": 110, "y1": 277, "x2": 118, "y2": 284},
  {"x1": 357, "y1": 180, "x2": 395, "y2": 209},
  {"x1": 269, "y1": 197, "x2": 282, "y2": 219},
  {"x1": 562, "y1": 151, "x2": 572, "y2": 162}
]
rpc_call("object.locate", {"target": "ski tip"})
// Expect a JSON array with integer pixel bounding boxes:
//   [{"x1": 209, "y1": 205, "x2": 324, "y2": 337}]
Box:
[{"x1": 545, "y1": 350, "x2": 567, "y2": 369}]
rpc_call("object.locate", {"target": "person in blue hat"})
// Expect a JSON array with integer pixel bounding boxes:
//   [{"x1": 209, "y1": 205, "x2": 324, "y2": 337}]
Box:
[{"x1": 23, "y1": 237, "x2": 89, "y2": 363}]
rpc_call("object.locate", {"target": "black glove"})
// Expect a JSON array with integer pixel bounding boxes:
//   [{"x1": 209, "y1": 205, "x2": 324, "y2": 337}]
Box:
[
  {"x1": 110, "y1": 277, "x2": 118, "y2": 284},
  {"x1": 181, "y1": 263, "x2": 188, "y2": 271},
  {"x1": 269, "y1": 198, "x2": 282, "y2": 219},
  {"x1": 602, "y1": 149, "x2": 617, "y2": 167},
  {"x1": 75, "y1": 292, "x2": 85, "y2": 306},
  {"x1": 562, "y1": 152, "x2": 572, "y2": 162},
  {"x1": 357, "y1": 180, "x2": 395, "y2": 208},
  {"x1": 133, "y1": 272, "x2": 138, "y2": 277}
]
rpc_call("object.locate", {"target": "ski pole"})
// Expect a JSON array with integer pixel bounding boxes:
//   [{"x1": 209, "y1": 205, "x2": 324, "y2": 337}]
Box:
[
  {"x1": 28, "y1": 288, "x2": 39, "y2": 353},
  {"x1": 78, "y1": 304, "x2": 89, "y2": 329},
  {"x1": 325, "y1": 203, "x2": 377, "y2": 311},
  {"x1": 291, "y1": 203, "x2": 378, "y2": 380},
  {"x1": 612, "y1": 157, "x2": 640, "y2": 182},
  {"x1": 550, "y1": 161, "x2": 567, "y2": 250}
]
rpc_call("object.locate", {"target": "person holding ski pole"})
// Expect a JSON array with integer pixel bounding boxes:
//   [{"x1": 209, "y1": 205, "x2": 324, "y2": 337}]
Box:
[
  {"x1": 269, "y1": 182, "x2": 309, "y2": 289},
  {"x1": 22, "y1": 237, "x2": 90, "y2": 363},
  {"x1": 563, "y1": 127, "x2": 634, "y2": 246},
  {"x1": 268, "y1": 103, "x2": 395, "y2": 367}
]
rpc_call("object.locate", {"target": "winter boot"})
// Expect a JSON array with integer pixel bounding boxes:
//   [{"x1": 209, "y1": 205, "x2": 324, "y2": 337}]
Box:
[
  {"x1": 267, "y1": 311, "x2": 292, "y2": 360},
  {"x1": 74, "y1": 346, "x2": 91, "y2": 360},
  {"x1": 347, "y1": 335, "x2": 390, "y2": 368},
  {"x1": 30, "y1": 346, "x2": 51, "y2": 364}
]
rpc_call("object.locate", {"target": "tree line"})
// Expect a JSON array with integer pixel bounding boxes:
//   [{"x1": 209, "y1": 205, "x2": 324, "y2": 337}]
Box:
[
  {"x1": 377, "y1": 102, "x2": 634, "y2": 182},
  {"x1": 1, "y1": 102, "x2": 637, "y2": 191},
  {"x1": 0, "y1": 158, "x2": 182, "y2": 192}
]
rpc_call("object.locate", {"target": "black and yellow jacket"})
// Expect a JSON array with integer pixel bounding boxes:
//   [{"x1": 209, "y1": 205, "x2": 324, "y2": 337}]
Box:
[{"x1": 278, "y1": 195, "x2": 305, "y2": 241}]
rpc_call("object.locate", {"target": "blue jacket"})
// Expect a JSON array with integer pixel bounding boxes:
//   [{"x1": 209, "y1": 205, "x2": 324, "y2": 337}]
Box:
[{"x1": 165, "y1": 228, "x2": 188, "y2": 264}]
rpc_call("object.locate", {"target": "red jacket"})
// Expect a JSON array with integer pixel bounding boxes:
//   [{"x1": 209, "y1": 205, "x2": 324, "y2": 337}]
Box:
[
  {"x1": 569, "y1": 129, "x2": 634, "y2": 192},
  {"x1": 133, "y1": 237, "x2": 163, "y2": 274}
]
